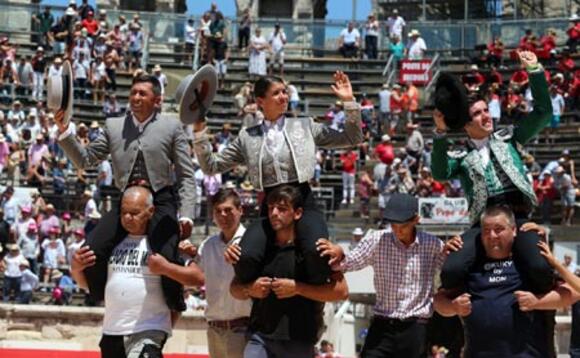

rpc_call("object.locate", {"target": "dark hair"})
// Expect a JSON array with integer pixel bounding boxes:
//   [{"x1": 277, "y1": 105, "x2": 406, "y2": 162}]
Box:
[
  {"x1": 211, "y1": 188, "x2": 241, "y2": 208},
  {"x1": 132, "y1": 74, "x2": 162, "y2": 97},
  {"x1": 480, "y1": 205, "x2": 516, "y2": 228},
  {"x1": 266, "y1": 185, "x2": 304, "y2": 210},
  {"x1": 253, "y1": 76, "x2": 285, "y2": 99}
]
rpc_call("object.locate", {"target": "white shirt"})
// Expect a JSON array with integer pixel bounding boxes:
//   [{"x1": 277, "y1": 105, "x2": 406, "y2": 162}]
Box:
[
  {"x1": 3, "y1": 253, "x2": 25, "y2": 277},
  {"x1": 41, "y1": 238, "x2": 65, "y2": 268},
  {"x1": 103, "y1": 235, "x2": 171, "y2": 335},
  {"x1": 471, "y1": 137, "x2": 490, "y2": 168},
  {"x1": 365, "y1": 20, "x2": 380, "y2": 37},
  {"x1": 132, "y1": 112, "x2": 156, "y2": 133},
  {"x1": 387, "y1": 16, "x2": 406, "y2": 38},
  {"x1": 67, "y1": 239, "x2": 85, "y2": 265},
  {"x1": 99, "y1": 160, "x2": 113, "y2": 186},
  {"x1": 185, "y1": 23, "x2": 196, "y2": 44},
  {"x1": 551, "y1": 93, "x2": 565, "y2": 116},
  {"x1": 198, "y1": 225, "x2": 252, "y2": 321},
  {"x1": 379, "y1": 89, "x2": 391, "y2": 112},
  {"x1": 268, "y1": 31, "x2": 286, "y2": 53},
  {"x1": 408, "y1": 38, "x2": 427, "y2": 60},
  {"x1": 340, "y1": 28, "x2": 360, "y2": 44},
  {"x1": 155, "y1": 73, "x2": 168, "y2": 96},
  {"x1": 84, "y1": 198, "x2": 97, "y2": 220},
  {"x1": 20, "y1": 269, "x2": 39, "y2": 291},
  {"x1": 47, "y1": 64, "x2": 62, "y2": 77},
  {"x1": 488, "y1": 96, "x2": 501, "y2": 119},
  {"x1": 73, "y1": 59, "x2": 90, "y2": 79},
  {"x1": 287, "y1": 84, "x2": 300, "y2": 102}
]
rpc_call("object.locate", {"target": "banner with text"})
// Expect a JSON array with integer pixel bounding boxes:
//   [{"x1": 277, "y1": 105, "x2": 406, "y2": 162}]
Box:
[
  {"x1": 399, "y1": 59, "x2": 432, "y2": 85},
  {"x1": 419, "y1": 197, "x2": 470, "y2": 224}
]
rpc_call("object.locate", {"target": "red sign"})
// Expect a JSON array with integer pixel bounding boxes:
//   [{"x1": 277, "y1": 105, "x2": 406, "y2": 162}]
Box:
[{"x1": 399, "y1": 59, "x2": 432, "y2": 85}]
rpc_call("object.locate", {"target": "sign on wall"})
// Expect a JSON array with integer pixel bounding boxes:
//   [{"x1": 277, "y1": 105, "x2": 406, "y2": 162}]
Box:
[
  {"x1": 399, "y1": 59, "x2": 432, "y2": 85},
  {"x1": 419, "y1": 197, "x2": 469, "y2": 224}
]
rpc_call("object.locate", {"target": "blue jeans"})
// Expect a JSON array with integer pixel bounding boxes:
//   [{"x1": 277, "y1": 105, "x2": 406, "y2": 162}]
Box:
[
  {"x1": 244, "y1": 333, "x2": 314, "y2": 358},
  {"x1": 3, "y1": 276, "x2": 21, "y2": 302},
  {"x1": 18, "y1": 290, "x2": 33, "y2": 304}
]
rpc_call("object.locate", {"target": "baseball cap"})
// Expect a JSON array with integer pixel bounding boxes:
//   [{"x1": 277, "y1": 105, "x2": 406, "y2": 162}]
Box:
[{"x1": 382, "y1": 193, "x2": 419, "y2": 223}]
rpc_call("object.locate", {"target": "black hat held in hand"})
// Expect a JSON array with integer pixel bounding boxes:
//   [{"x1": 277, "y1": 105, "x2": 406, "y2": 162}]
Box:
[{"x1": 434, "y1": 72, "x2": 471, "y2": 131}]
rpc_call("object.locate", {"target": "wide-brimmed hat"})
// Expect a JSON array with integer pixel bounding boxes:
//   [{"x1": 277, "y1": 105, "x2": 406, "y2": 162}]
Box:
[
  {"x1": 434, "y1": 73, "x2": 471, "y2": 131},
  {"x1": 47, "y1": 60, "x2": 73, "y2": 127},
  {"x1": 175, "y1": 64, "x2": 218, "y2": 125},
  {"x1": 7, "y1": 243, "x2": 19, "y2": 251},
  {"x1": 408, "y1": 29, "x2": 421, "y2": 37},
  {"x1": 51, "y1": 270, "x2": 63, "y2": 280},
  {"x1": 352, "y1": 227, "x2": 364, "y2": 236},
  {"x1": 381, "y1": 134, "x2": 391, "y2": 142},
  {"x1": 88, "y1": 210, "x2": 102, "y2": 220},
  {"x1": 240, "y1": 180, "x2": 254, "y2": 191}
]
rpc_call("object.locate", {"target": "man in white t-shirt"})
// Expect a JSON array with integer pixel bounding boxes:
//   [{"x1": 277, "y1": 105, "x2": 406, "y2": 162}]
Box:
[
  {"x1": 153, "y1": 65, "x2": 168, "y2": 97},
  {"x1": 406, "y1": 30, "x2": 427, "y2": 60},
  {"x1": 71, "y1": 186, "x2": 204, "y2": 358},
  {"x1": 339, "y1": 22, "x2": 360, "y2": 58},
  {"x1": 268, "y1": 24, "x2": 287, "y2": 77},
  {"x1": 195, "y1": 188, "x2": 251, "y2": 358},
  {"x1": 73, "y1": 52, "x2": 91, "y2": 100},
  {"x1": 378, "y1": 83, "x2": 391, "y2": 134},
  {"x1": 386, "y1": 9, "x2": 406, "y2": 40}
]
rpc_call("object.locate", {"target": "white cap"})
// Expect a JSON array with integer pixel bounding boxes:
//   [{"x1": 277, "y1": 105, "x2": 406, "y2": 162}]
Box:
[{"x1": 352, "y1": 227, "x2": 364, "y2": 236}]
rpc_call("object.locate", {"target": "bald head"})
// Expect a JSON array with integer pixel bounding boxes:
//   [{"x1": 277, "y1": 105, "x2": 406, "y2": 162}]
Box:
[{"x1": 120, "y1": 186, "x2": 154, "y2": 235}]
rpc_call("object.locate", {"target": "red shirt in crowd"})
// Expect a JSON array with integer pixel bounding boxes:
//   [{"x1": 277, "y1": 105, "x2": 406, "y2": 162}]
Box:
[
  {"x1": 510, "y1": 70, "x2": 529, "y2": 86},
  {"x1": 567, "y1": 23, "x2": 580, "y2": 40},
  {"x1": 558, "y1": 56, "x2": 575, "y2": 73},
  {"x1": 488, "y1": 69, "x2": 503, "y2": 85},
  {"x1": 340, "y1": 151, "x2": 358, "y2": 174},
  {"x1": 488, "y1": 40, "x2": 504, "y2": 57},
  {"x1": 537, "y1": 35, "x2": 556, "y2": 59},
  {"x1": 374, "y1": 143, "x2": 394, "y2": 165},
  {"x1": 82, "y1": 18, "x2": 100, "y2": 36}
]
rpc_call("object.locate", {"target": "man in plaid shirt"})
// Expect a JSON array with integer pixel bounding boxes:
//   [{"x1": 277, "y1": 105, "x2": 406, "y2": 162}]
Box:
[{"x1": 318, "y1": 193, "x2": 461, "y2": 357}]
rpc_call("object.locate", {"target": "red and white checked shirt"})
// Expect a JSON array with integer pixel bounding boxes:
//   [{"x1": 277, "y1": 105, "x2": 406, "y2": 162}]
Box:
[{"x1": 339, "y1": 228, "x2": 445, "y2": 319}]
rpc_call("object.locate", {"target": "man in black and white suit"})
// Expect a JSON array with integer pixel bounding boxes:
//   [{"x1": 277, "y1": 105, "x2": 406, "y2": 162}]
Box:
[{"x1": 54, "y1": 74, "x2": 196, "y2": 311}]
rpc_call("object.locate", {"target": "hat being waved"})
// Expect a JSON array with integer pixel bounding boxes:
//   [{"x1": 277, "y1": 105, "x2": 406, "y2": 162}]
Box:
[
  {"x1": 47, "y1": 60, "x2": 74, "y2": 127},
  {"x1": 434, "y1": 73, "x2": 471, "y2": 131},
  {"x1": 175, "y1": 64, "x2": 218, "y2": 125}
]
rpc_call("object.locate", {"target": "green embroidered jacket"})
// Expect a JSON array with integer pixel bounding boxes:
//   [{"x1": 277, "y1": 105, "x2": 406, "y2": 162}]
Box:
[{"x1": 432, "y1": 70, "x2": 552, "y2": 224}]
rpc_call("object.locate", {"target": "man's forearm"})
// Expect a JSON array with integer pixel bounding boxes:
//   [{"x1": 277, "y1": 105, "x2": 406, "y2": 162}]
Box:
[
  {"x1": 71, "y1": 269, "x2": 89, "y2": 291},
  {"x1": 532, "y1": 284, "x2": 574, "y2": 310},
  {"x1": 296, "y1": 273, "x2": 348, "y2": 302},
  {"x1": 433, "y1": 291, "x2": 458, "y2": 317},
  {"x1": 230, "y1": 277, "x2": 251, "y2": 300},
  {"x1": 160, "y1": 262, "x2": 204, "y2": 287}
]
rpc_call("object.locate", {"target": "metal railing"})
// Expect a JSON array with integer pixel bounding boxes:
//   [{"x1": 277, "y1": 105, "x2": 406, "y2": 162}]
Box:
[{"x1": 0, "y1": 2, "x2": 576, "y2": 62}]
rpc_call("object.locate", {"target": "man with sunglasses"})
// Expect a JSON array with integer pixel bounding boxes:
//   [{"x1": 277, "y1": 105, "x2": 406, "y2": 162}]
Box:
[{"x1": 317, "y1": 193, "x2": 461, "y2": 357}]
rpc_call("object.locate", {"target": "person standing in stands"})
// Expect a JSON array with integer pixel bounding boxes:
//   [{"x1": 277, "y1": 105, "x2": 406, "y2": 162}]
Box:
[{"x1": 193, "y1": 72, "x2": 362, "y2": 288}]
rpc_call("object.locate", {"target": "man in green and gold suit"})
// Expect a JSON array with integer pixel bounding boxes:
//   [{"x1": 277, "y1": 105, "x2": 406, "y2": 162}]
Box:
[{"x1": 431, "y1": 50, "x2": 554, "y2": 292}]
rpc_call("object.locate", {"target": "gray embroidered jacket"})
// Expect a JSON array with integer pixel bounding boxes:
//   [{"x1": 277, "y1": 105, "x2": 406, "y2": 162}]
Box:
[{"x1": 194, "y1": 102, "x2": 363, "y2": 190}]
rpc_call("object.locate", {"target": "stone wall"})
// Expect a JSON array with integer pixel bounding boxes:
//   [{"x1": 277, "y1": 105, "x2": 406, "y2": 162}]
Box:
[{"x1": 0, "y1": 304, "x2": 209, "y2": 354}]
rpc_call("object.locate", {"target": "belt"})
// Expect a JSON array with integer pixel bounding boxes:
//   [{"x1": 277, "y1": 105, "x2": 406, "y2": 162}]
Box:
[
  {"x1": 374, "y1": 316, "x2": 429, "y2": 325},
  {"x1": 207, "y1": 317, "x2": 250, "y2": 330}
]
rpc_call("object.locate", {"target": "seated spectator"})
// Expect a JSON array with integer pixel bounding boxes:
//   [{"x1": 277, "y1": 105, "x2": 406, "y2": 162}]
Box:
[
  {"x1": 558, "y1": 50, "x2": 576, "y2": 75},
  {"x1": 2, "y1": 244, "x2": 25, "y2": 302},
  {"x1": 67, "y1": 228, "x2": 86, "y2": 266},
  {"x1": 487, "y1": 36, "x2": 504, "y2": 68},
  {"x1": 406, "y1": 29, "x2": 427, "y2": 60},
  {"x1": 103, "y1": 93, "x2": 122, "y2": 117},
  {"x1": 338, "y1": 22, "x2": 360, "y2": 58},
  {"x1": 18, "y1": 259, "x2": 38, "y2": 304},
  {"x1": 567, "y1": 15, "x2": 580, "y2": 53},
  {"x1": 510, "y1": 66, "x2": 529, "y2": 90},
  {"x1": 463, "y1": 64, "x2": 486, "y2": 92},
  {"x1": 41, "y1": 227, "x2": 66, "y2": 287},
  {"x1": 538, "y1": 29, "x2": 557, "y2": 64}
]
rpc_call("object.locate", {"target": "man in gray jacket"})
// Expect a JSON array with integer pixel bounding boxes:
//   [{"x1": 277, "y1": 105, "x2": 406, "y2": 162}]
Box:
[{"x1": 54, "y1": 74, "x2": 196, "y2": 311}]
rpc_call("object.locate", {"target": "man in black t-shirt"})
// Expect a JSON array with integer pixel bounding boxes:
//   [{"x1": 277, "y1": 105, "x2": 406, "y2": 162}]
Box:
[
  {"x1": 230, "y1": 185, "x2": 348, "y2": 358},
  {"x1": 434, "y1": 206, "x2": 572, "y2": 357}
]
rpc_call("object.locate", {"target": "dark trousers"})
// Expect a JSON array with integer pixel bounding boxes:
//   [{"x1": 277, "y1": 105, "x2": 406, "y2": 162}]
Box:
[
  {"x1": 234, "y1": 183, "x2": 332, "y2": 285},
  {"x1": 75, "y1": 78, "x2": 87, "y2": 99},
  {"x1": 244, "y1": 333, "x2": 315, "y2": 358},
  {"x1": 340, "y1": 43, "x2": 358, "y2": 58},
  {"x1": 365, "y1": 35, "x2": 378, "y2": 59},
  {"x1": 83, "y1": 186, "x2": 185, "y2": 311},
  {"x1": 18, "y1": 290, "x2": 33, "y2": 304},
  {"x1": 238, "y1": 27, "x2": 250, "y2": 49},
  {"x1": 571, "y1": 301, "x2": 580, "y2": 357},
  {"x1": 105, "y1": 68, "x2": 117, "y2": 91},
  {"x1": 3, "y1": 276, "x2": 21, "y2": 302},
  {"x1": 441, "y1": 219, "x2": 554, "y2": 292},
  {"x1": 361, "y1": 317, "x2": 427, "y2": 358},
  {"x1": 99, "y1": 334, "x2": 165, "y2": 358}
]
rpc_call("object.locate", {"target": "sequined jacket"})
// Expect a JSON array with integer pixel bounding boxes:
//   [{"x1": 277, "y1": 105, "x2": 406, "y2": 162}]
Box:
[{"x1": 194, "y1": 102, "x2": 363, "y2": 191}]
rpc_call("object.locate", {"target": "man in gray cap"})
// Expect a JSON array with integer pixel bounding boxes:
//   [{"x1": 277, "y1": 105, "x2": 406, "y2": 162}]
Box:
[{"x1": 317, "y1": 193, "x2": 462, "y2": 357}]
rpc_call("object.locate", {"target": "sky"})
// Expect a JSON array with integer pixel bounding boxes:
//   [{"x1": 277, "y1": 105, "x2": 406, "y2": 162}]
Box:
[{"x1": 40, "y1": 0, "x2": 372, "y2": 20}]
